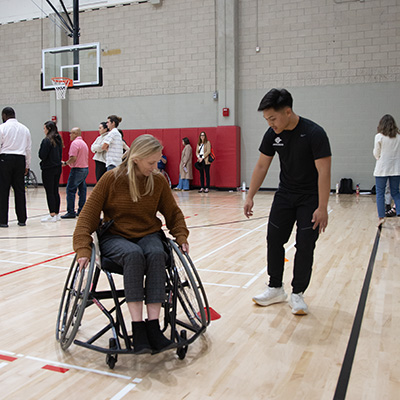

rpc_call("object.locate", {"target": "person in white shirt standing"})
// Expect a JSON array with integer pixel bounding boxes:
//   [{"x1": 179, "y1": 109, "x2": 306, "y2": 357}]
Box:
[
  {"x1": 373, "y1": 114, "x2": 400, "y2": 226},
  {"x1": 102, "y1": 115, "x2": 124, "y2": 170},
  {"x1": 0, "y1": 107, "x2": 32, "y2": 227}
]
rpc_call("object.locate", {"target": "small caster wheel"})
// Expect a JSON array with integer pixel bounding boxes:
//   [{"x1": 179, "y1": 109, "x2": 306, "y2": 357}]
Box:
[
  {"x1": 177, "y1": 329, "x2": 188, "y2": 360},
  {"x1": 106, "y1": 354, "x2": 117, "y2": 369}
]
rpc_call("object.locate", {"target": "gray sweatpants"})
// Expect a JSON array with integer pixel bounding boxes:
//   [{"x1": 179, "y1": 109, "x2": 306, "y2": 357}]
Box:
[{"x1": 100, "y1": 231, "x2": 167, "y2": 303}]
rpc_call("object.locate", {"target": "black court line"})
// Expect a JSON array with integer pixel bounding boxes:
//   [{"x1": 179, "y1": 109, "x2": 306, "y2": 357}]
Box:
[{"x1": 333, "y1": 226, "x2": 382, "y2": 400}]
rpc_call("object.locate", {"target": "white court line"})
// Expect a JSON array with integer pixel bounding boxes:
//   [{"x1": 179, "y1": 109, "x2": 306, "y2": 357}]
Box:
[
  {"x1": 110, "y1": 379, "x2": 142, "y2": 400},
  {"x1": 0, "y1": 259, "x2": 69, "y2": 270},
  {"x1": 194, "y1": 222, "x2": 267, "y2": 263},
  {"x1": 25, "y1": 356, "x2": 131, "y2": 380},
  {"x1": 42, "y1": 264, "x2": 69, "y2": 270},
  {"x1": 0, "y1": 248, "x2": 74, "y2": 257},
  {"x1": 196, "y1": 268, "x2": 253, "y2": 276},
  {"x1": 242, "y1": 209, "x2": 333, "y2": 289},
  {"x1": 202, "y1": 282, "x2": 241, "y2": 288},
  {"x1": 0, "y1": 259, "x2": 30, "y2": 265},
  {"x1": 0, "y1": 350, "x2": 17, "y2": 356},
  {"x1": 0, "y1": 350, "x2": 143, "y2": 398}
]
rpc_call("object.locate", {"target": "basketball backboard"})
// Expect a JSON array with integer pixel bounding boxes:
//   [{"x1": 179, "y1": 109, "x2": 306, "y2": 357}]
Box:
[{"x1": 41, "y1": 42, "x2": 102, "y2": 90}]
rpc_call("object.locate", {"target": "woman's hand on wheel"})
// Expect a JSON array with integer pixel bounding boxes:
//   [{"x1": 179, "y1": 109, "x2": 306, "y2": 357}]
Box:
[
  {"x1": 77, "y1": 257, "x2": 90, "y2": 271},
  {"x1": 181, "y1": 243, "x2": 189, "y2": 254}
]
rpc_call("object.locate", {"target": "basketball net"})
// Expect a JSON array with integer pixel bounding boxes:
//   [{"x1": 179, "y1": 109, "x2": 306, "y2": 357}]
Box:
[{"x1": 51, "y1": 77, "x2": 73, "y2": 100}]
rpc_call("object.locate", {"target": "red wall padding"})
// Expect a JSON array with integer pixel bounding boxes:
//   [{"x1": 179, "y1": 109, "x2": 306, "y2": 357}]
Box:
[{"x1": 60, "y1": 126, "x2": 240, "y2": 188}]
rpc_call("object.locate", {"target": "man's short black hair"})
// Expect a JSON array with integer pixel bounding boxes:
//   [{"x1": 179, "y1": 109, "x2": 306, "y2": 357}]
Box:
[
  {"x1": 258, "y1": 88, "x2": 293, "y2": 112},
  {"x1": 1, "y1": 107, "x2": 16, "y2": 118}
]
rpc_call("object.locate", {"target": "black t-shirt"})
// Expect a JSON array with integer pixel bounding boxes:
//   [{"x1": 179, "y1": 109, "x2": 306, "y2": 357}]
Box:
[{"x1": 259, "y1": 116, "x2": 331, "y2": 194}]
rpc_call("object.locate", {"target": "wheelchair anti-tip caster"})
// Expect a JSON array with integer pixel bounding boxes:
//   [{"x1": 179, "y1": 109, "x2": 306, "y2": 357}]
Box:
[
  {"x1": 106, "y1": 338, "x2": 118, "y2": 369},
  {"x1": 176, "y1": 329, "x2": 188, "y2": 360}
]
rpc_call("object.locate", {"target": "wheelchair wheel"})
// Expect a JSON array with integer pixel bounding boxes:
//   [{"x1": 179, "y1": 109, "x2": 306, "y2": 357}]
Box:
[
  {"x1": 24, "y1": 169, "x2": 38, "y2": 188},
  {"x1": 161, "y1": 170, "x2": 171, "y2": 188},
  {"x1": 55, "y1": 245, "x2": 96, "y2": 350},
  {"x1": 169, "y1": 240, "x2": 208, "y2": 331}
]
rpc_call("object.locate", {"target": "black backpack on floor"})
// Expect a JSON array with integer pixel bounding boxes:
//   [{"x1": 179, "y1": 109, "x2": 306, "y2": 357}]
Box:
[{"x1": 339, "y1": 178, "x2": 353, "y2": 194}]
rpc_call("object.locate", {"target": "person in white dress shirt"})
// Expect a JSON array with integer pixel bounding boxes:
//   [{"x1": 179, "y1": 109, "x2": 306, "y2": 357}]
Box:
[
  {"x1": 0, "y1": 107, "x2": 32, "y2": 227},
  {"x1": 91, "y1": 121, "x2": 109, "y2": 181},
  {"x1": 373, "y1": 114, "x2": 400, "y2": 226},
  {"x1": 102, "y1": 115, "x2": 124, "y2": 170}
]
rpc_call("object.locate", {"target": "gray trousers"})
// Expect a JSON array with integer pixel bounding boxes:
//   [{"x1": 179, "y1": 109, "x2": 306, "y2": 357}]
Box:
[{"x1": 100, "y1": 231, "x2": 167, "y2": 303}]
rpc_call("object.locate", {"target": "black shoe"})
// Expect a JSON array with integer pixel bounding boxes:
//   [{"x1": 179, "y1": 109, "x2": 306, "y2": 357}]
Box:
[
  {"x1": 18, "y1": 222, "x2": 26, "y2": 226},
  {"x1": 61, "y1": 213, "x2": 76, "y2": 219},
  {"x1": 386, "y1": 208, "x2": 396, "y2": 218},
  {"x1": 0, "y1": 224, "x2": 8, "y2": 228},
  {"x1": 146, "y1": 319, "x2": 175, "y2": 354},
  {"x1": 131, "y1": 321, "x2": 152, "y2": 354}
]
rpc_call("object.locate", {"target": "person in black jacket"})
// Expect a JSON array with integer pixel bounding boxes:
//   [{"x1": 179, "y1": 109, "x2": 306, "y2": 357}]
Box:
[{"x1": 38, "y1": 121, "x2": 63, "y2": 222}]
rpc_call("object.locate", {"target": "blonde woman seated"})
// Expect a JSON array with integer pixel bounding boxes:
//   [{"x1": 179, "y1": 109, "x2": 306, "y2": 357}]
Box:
[{"x1": 73, "y1": 134, "x2": 189, "y2": 354}]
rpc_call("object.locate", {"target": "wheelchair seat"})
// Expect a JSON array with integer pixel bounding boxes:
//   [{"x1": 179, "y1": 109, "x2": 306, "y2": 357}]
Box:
[
  {"x1": 56, "y1": 231, "x2": 210, "y2": 369},
  {"x1": 101, "y1": 256, "x2": 123, "y2": 275}
]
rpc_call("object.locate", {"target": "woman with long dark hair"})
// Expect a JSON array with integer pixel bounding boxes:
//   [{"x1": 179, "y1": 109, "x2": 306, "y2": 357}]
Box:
[
  {"x1": 373, "y1": 114, "x2": 400, "y2": 226},
  {"x1": 195, "y1": 131, "x2": 212, "y2": 193},
  {"x1": 39, "y1": 121, "x2": 63, "y2": 222}
]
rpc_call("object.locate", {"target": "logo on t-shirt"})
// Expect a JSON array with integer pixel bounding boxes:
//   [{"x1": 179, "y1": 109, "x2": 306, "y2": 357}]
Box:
[{"x1": 273, "y1": 137, "x2": 284, "y2": 147}]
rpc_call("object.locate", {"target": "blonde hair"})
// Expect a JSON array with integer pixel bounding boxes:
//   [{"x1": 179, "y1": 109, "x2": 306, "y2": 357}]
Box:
[{"x1": 115, "y1": 134, "x2": 163, "y2": 202}]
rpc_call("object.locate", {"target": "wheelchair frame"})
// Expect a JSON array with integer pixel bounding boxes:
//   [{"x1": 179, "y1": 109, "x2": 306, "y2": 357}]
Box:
[
  {"x1": 160, "y1": 169, "x2": 171, "y2": 188},
  {"x1": 24, "y1": 169, "x2": 38, "y2": 188},
  {"x1": 56, "y1": 235, "x2": 210, "y2": 368}
]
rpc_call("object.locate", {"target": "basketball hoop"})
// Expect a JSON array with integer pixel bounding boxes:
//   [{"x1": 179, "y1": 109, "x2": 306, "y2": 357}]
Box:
[{"x1": 51, "y1": 77, "x2": 73, "y2": 100}]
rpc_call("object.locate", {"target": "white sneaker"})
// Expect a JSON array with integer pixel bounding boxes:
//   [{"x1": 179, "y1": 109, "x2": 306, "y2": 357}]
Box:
[
  {"x1": 252, "y1": 286, "x2": 287, "y2": 306},
  {"x1": 55, "y1": 214, "x2": 61, "y2": 221},
  {"x1": 41, "y1": 214, "x2": 57, "y2": 223},
  {"x1": 289, "y1": 293, "x2": 308, "y2": 315}
]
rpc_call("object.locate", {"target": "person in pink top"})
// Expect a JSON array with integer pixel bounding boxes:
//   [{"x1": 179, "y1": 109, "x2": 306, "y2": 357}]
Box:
[{"x1": 61, "y1": 127, "x2": 89, "y2": 219}]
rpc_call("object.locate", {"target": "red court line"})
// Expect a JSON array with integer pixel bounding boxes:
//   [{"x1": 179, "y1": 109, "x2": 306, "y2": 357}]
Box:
[
  {"x1": 0, "y1": 251, "x2": 75, "y2": 278},
  {"x1": 0, "y1": 355, "x2": 18, "y2": 362},
  {"x1": 42, "y1": 365, "x2": 69, "y2": 373}
]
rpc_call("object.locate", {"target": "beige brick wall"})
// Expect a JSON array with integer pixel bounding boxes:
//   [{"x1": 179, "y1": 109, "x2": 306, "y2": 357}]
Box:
[
  {"x1": 238, "y1": 0, "x2": 400, "y2": 89},
  {"x1": 0, "y1": 19, "x2": 46, "y2": 104},
  {"x1": 68, "y1": 0, "x2": 216, "y2": 101}
]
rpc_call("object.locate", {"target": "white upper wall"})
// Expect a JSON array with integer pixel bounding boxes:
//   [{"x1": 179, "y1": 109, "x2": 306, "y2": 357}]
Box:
[{"x1": 0, "y1": 1, "x2": 153, "y2": 24}]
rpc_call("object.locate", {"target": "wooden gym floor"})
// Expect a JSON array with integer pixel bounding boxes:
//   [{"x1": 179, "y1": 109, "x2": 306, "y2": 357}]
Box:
[{"x1": 0, "y1": 186, "x2": 399, "y2": 399}]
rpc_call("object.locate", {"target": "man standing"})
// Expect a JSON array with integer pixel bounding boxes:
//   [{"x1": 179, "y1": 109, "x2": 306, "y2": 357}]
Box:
[
  {"x1": 0, "y1": 107, "x2": 32, "y2": 227},
  {"x1": 244, "y1": 88, "x2": 331, "y2": 315},
  {"x1": 61, "y1": 127, "x2": 89, "y2": 219}
]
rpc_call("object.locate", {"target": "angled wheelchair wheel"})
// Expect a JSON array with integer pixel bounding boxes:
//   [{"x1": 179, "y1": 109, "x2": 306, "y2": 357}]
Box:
[
  {"x1": 169, "y1": 240, "x2": 208, "y2": 333},
  {"x1": 55, "y1": 245, "x2": 96, "y2": 350},
  {"x1": 24, "y1": 169, "x2": 38, "y2": 188},
  {"x1": 161, "y1": 170, "x2": 171, "y2": 188}
]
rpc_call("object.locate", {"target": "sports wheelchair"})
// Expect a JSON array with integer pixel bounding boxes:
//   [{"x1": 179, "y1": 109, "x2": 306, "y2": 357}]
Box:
[
  {"x1": 56, "y1": 230, "x2": 210, "y2": 369},
  {"x1": 24, "y1": 169, "x2": 38, "y2": 188}
]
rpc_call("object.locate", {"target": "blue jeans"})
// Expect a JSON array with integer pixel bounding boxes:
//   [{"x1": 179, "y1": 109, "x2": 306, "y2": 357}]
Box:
[
  {"x1": 375, "y1": 176, "x2": 400, "y2": 218},
  {"x1": 176, "y1": 176, "x2": 190, "y2": 190},
  {"x1": 66, "y1": 167, "x2": 88, "y2": 215}
]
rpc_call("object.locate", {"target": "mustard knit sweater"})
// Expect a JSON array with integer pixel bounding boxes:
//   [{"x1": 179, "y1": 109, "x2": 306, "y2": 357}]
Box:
[{"x1": 73, "y1": 170, "x2": 189, "y2": 259}]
